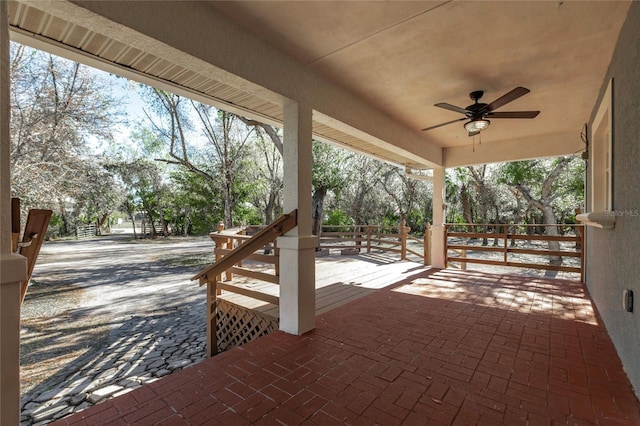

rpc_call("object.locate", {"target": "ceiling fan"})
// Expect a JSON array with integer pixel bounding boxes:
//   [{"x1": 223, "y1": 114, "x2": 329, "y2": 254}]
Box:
[{"x1": 421, "y1": 87, "x2": 540, "y2": 136}]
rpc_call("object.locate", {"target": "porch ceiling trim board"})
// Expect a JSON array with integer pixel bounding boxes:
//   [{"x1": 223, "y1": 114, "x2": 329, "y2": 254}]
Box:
[
  {"x1": 444, "y1": 130, "x2": 584, "y2": 168},
  {"x1": 10, "y1": 0, "x2": 442, "y2": 168},
  {"x1": 9, "y1": 26, "x2": 421, "y2": 170},
  {"x1": 8, "y1": 26, "x2": 285, "y2": 130}
]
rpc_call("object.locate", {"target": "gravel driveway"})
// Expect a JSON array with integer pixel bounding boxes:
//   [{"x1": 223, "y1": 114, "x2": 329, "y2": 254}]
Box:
[{"x1": 20, "y1": 235, "x2": 214, "y2": 397}]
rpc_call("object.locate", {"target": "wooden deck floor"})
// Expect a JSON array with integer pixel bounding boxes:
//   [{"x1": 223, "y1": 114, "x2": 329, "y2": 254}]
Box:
[{"x1": 216, "y1": 252, "x2": 427, "y2": 318}]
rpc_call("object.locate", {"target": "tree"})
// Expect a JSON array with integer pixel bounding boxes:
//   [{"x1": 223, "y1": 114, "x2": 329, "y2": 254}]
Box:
[
  {"x1": 311, "y1": 142, "x2": 352, "y2": 236},
  {"x1": 499, "y1": 156, "x2": 581, "y2": 265},
  {"x1": 72, "y1": 162, "x2": 123, "y2": 234},
  {"x1": 143, "y1": 88, "x2": 255, "y2": 228},
  {"x1": 10, "y1": 43, "x2": 122, "y2": 234},
  {"x1": 446, "y1": 168, "x2": 477, "y2": 231},
  {"x1": 377, "y1": 165, "x2": 428, "y2": 230},
  {"x1": 245, "y1": 130, "x2": 283, "y2": 223},
  {"x1": 340, "y1": 156, "x2": 382, "y2": 225},
  {"x1": 467, "y1": 165, "x2": 501, "y2": 245},
  {"x1": 105, "y1": 159, "x2": 169, "y2": 238}
]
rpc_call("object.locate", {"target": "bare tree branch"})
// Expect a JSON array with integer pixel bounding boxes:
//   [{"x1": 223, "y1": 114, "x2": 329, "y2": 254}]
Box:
[{"x1": 237, "y1": 116, "x2": 283, "y2": 156}]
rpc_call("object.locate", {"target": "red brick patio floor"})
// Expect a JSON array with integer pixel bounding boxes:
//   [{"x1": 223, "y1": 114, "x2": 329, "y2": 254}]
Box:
[{"x1": 53, "y1": 269, "x2": 640, "y2": 425}]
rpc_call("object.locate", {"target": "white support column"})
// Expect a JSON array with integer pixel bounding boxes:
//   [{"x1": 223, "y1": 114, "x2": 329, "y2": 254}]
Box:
[
  {"x1": 278, "y1": 101, "x2": 316, "y2": 335},
  {"x1": 1, "y1": 1, "x2": 28, "y2": 423},
  {"x1": 431, "y1": 166, "x2": 446, "y2": 268}
]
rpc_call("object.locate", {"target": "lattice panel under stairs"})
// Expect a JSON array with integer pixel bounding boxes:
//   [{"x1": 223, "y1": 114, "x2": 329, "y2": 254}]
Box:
[{"x1": 216, "y1": 299, "x2": 279, "y2": 352}]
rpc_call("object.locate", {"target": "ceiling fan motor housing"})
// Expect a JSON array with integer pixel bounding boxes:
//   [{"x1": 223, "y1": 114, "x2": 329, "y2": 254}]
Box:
[{"x1": 469, "y1": 90, "x2": 484, "y2": 102}]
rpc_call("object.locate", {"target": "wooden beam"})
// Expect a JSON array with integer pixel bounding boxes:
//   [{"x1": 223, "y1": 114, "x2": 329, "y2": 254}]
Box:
[
  {"x1": 214, "y1": 248, "x2": 277, "y2": 265},
  {"x1": 227, "y1": 267, "x2": 279, "y2": 284},
  {"x1": 508, "y1": 248, "x2": 581, "y2": 258},
  {"x1": 218, "y1": 282, "x2": 279, "y2": 305}
]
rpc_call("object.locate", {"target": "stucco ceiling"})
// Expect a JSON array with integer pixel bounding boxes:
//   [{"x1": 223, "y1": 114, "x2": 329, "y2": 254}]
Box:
[
  {"x1": 8, "y1": 1, "x2": 631, "y2": 168},
  {"x1": 211, "y1": 1, "x2": 629, "y2": 150}
]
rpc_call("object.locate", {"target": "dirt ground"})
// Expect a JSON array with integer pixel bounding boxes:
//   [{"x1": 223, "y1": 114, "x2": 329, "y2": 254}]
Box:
[{"x1": 20, "y1": 235, "x2": 213, "y2": 395}]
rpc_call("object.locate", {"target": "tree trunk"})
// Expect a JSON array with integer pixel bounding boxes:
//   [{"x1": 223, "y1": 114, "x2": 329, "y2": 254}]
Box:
[
  {"x1": 312, "y1": 188, "x2": 326, "y2": 237},
  {"x1": 511, "y1": 190, "x2": 523, "y2": 247},
  {"x1": 223, "y1": 180, "x2": 233, "y2": 228},
  {"x1": 265, "y1": 191, "x2": 277, "y2": 224},
  {"x1": 511, "y1": 157, "x2": 571, "y2": 272},
  {"x1": 183, "y1": 210, "x2": 191, "y2": 237},
  {"x1": 460, "y1": 183, "x2": 475, "y2": 234},
  {"x1": 57, "y1": 199, "x2": 70, "y2": 236},
  {"x1": 467, "y1": 166, "x2": 492, "y2": 245},
  {"x1": 140, "y1": 214, "x2": 146, "y2": 239},
  {"x1": 542, "y1": 205, "x2": 562, "y2": 266},
  {"x1": 124, "y1": 200, "x2": 138, "y2": 239},
  {"x1": 351, "y1": 185, "x2": 370, "y2": 226}
]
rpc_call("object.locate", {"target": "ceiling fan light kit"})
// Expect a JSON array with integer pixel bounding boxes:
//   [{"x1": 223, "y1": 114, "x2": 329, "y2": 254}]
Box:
[
  {"x1": 464, "y1": 117, "x2": 490, "y2": 133},
  {"x1": 422, "y1": 86, "x2": 540, "y2": 138}
]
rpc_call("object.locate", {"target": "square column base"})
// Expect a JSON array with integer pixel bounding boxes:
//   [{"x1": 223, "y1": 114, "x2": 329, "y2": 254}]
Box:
[
  {"x1": 430, "y1": 225, "x2": 446, "y2": 268},
  {"x1": 277, "y1": 235, "x2": 317, "y2": 335},
  {"x1": 0, "y1": 254, "x2": 27, "y2": 425}
]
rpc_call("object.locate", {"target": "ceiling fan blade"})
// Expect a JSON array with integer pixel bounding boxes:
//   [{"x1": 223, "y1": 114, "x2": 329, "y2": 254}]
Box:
[
  {"x1": 421, "y1": 117, "x2": 466, "y2": 131},
  {"x1": 488, "y1": 111, "x2": 540, "y2": 119},
  {"x1": 482, "y1": 87, "x2": 530, "y2": 112},
  {"x1": 434, "y1": 102, "x2": 469, "y2": 115}
]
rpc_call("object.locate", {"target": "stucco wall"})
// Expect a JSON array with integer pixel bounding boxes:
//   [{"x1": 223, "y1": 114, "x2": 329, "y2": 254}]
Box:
[{"x1": 587, "y1": 0, "x2": 640, "y2": 397}]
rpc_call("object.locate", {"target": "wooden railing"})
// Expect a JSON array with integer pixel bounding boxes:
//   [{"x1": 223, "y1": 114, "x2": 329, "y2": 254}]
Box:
[
  {"x1": 75, "y1": 224, "x2": 97, "y2": 239},
  {"x1": 11, "y1": 198, "x2": 52, "y2": 304},
  {"x1": 191, "y1": 210, "x2": 297, "y2": 356},
  {"x1": 447, "y1": 241, "x2": 467, "y2": 271},
  {"x1": 318, "y1": 221, "x2": 430, "y2": 264},
  {"x1": 444, "y1": 223, "x2": 584, "y2": 280}
]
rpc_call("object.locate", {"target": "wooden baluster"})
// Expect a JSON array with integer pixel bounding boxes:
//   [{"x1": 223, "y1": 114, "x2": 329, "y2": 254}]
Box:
[
  {"x1": 580, "y1": 224, "x2": 586, "y2": 283},
  {"x1": 11, "y1": 198, "x2": 20, "y2": 253},
  {"x1": 423, "y1": 222, "x2": 430, "y2": 265},
  {"x1": 400, "y1": 219, "x2": 407, "y2": 261},
  {"x1": 207, "y1": 278, "x2": 218, "y2": 357},
  {"x1": 274, "y1": 238, "x2": 280, "y2": 277},
  {"x1": 211, "y1": 235, "x2": 224, "y2": 290},
  {"x1": 460, "y1": 241, "x2": 467, "y2": 270},
  {"x1": 444, "y1": 224, "x2": 450, "y2": 268},
  {"x1": 213, "y1": 222, "x2": 225, "y2": 285},
  {"x1": 503, "y1": 225, "x2": 509, "y2": 264},
  {"x1": 228, "y1": 237, "x2": 237, "y2": 280}
]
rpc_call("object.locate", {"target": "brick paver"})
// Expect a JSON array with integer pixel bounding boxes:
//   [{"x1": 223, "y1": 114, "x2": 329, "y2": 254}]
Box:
[{"x1": 52, "y1": 269, "x2": 640, "y2": 425}]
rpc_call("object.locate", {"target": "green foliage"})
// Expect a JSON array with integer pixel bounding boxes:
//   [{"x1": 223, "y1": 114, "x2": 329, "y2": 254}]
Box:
[
  {"x1": 381, "y1": 213, "x2": 400, "y2": 227},
  {"x1": 312, "y1": 141, "x2": 353, "y2": 196},
  {"x1": 324, "y1": 209, "x2": 354, "y2": 227},
  {"x1": 406, "y1": 209, "x2": 425, "y2": 233},
  {"x1": 233, "y1": 205, "x2": 263, "y2": 226},
  {"x1": 168, "y1": 169, "x2": 222, "y2": 235},
  {"x1": 46, "y1": 214, "x2": 65, "y2": 240}
]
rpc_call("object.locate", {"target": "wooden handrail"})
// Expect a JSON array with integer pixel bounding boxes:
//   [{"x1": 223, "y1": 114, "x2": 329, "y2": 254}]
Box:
[
  {"x1": 445, "y1": 223, "x2": 583, "y2": 227},
  {"x1": 444, "y1": 222, "x2": 584, "y2": 279},
  {"x1": 192, "y1": 210, "x2": 297, "y2": 286},
  {"x1": 316, "y1": 221, "x2": 430, "y2": 264},
  {"x1": 217, "y1": 220, "x2": 430, "y2": 265}
]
